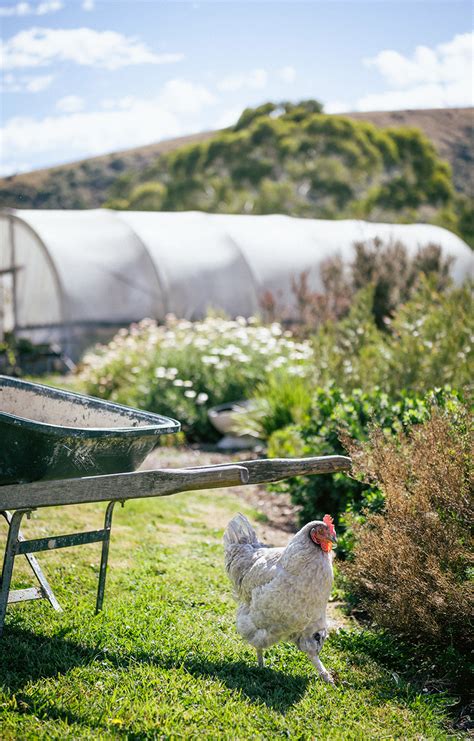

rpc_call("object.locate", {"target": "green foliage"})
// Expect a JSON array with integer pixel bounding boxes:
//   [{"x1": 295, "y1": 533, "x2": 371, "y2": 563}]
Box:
[
  {"x1": 454, "y1": 194, "x2": 474, "y2": 247},
  {"x1": 78, "y1": 316, "x2": 313, "y2": 441},
  {"x1": 0, "y1": 333, "x2": 48, "y2": 376},
  {"x1": 311, "y1": 279, "x2": 473, "y2": 395},
  {"x1": 252, "y1": 281, "x2": 471, "y2": 556},
  {"x1": 99, "y1": 100, "x2": 469, "y2": 239},
  {"x1": 267, "y1": 386, "x2": 464, "y2": 557},
  {"x1": 0, "y1": 489, "x2": 458, "y2": 738},
  {"x1": 127, "y1": 181, "x2": 167, "y2": 210},
  {"x1": 235, "y1": 373, "x2": 314, "y2": 441},
  {"x1": 0, "y1": 333, "x2": 21, "y2": 376}
]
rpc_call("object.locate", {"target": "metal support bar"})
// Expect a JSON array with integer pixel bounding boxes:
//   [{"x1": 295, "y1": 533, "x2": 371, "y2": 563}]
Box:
[
  {"x1": 1, "y1": 510, "x2": 62, "y2": 613},
  {"x1": 16, "y1": 528, "x2": 108, "y2": 555},
  {"x1": 96, "y1": 500, "x2": 121, "y2": 613},
  {"x1": 0, "y1": 509, "x2": 26, "y2": 636},
  {"x1": 8, "y1": 587, "x2": 43, "y2": 604},
  {"x1": 0, "y1": 500, "x2": 120, "y2": 634}
]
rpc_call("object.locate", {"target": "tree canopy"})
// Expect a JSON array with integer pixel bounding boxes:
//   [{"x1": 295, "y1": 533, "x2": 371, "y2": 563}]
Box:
[{"x1": 104, "y1": 100, "x2": 469, "y2": 243}]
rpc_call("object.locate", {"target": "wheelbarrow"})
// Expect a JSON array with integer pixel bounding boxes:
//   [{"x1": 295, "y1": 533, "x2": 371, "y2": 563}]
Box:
[{"x1": 0, "y1": 375, "x2": 351, "y2": 635}]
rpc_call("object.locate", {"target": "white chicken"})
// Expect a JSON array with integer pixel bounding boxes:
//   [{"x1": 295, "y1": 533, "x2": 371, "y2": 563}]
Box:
[{"x1": 224, "y1": 512, "x2": 337, "y2": 683}]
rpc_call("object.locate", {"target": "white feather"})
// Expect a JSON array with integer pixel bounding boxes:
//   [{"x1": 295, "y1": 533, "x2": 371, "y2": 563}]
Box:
[{"x1": 223, "y1": 516, "x2": 335, "y2": 662}]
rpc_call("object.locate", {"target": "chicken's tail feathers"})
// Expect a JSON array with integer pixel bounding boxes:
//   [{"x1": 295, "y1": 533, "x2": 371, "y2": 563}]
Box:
[{"x1": 224, "y1": 513, "x2": 260, "y2": 549}]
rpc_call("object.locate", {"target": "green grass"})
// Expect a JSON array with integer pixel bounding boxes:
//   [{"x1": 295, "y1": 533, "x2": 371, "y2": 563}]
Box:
[{"x1": 0, "y1": 489, "x2": 460, "y2": 739}]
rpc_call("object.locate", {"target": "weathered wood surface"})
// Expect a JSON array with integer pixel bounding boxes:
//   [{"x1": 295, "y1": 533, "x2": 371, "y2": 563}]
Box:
[
  {"x1": 0, "y1": 465, "x2": 250, "y2": 511},
  {"x1": 0, "y1": 456, "x2": 351, "y2": 512},
  {"x1": 187, "y1": 455, "x2": 352, "y2": 485}
]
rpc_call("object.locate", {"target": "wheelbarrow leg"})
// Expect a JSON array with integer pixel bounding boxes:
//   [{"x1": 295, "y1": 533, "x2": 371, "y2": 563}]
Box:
[
  {"x1": 95, "y1": 501, "x2": 119, "y2": 614},
  {"x1": 0, "y1": 510, "x2": 25, "y2": 636},
  {"x1": 1, "y1": 510, "x2": 62, "y2": 613}
]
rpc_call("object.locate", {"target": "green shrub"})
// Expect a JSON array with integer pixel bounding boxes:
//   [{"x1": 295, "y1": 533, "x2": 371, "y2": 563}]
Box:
[
  {"x1": 234, "y1": 372, "x2": 314, "y2": 440},
  {"x1": 78, "y1": 316, "x2": 313, "y2": 441},
  {"x1": 127, "y1": 182, "x2": 167, "y2": 210},
  {"x1": 311, "y1": 279, "x2": 473, "y2": 395},
  {"x1": 343, "y1": 407, "x2": 473, "y2": 651},
  {"x1": 102, "y1": 101, "x2": 463, "y2": 236},
  {"x1": 266, "y1": 386, "x2": 465, "y2": 557}
]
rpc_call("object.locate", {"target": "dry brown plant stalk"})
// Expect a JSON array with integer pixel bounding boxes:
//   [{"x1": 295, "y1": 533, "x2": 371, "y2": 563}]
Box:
[{"x1": 343, "y1": 409, "x2": 473, "y2": 650}]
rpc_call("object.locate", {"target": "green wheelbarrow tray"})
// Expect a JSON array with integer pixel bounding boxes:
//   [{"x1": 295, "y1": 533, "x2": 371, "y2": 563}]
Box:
[
  {"x1": 0, "y1": 375, "x2": 181, "y2": 486},
  {"x1": 0, "y1": 375, "x2": 351, "y2": 636}
]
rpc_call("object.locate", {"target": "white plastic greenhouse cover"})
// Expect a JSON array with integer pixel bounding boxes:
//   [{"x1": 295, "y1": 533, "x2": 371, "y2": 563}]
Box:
[{"x1": 1, "y1": 208, "x2": 472, "y2": 358}]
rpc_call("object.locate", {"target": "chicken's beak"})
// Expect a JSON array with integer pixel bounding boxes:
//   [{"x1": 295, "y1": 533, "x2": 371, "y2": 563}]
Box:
[{"x1": 329, "y1": 533, "x2": 337, "y2": 545}]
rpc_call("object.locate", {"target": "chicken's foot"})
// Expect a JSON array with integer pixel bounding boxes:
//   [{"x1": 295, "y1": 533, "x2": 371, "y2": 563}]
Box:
[
  {"x1": 296, "y1": 631, "x2": 335, "y2": 685},
  {"x1": 256, "y1": 648, "x2": 264, "y2": 668}
]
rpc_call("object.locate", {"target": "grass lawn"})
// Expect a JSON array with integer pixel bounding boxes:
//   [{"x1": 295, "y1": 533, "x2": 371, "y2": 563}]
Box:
[{"x1": 0, "y1": 484, "x2": 460, "y2": 739}]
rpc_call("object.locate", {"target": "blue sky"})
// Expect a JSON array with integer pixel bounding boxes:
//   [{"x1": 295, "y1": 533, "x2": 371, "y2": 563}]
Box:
[{"x1": 1, "y1": 0, "x2": 472, "y2": 174}]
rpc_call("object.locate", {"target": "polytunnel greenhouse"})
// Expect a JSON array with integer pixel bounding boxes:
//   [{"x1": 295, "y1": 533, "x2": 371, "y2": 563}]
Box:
[{"x1": 0, "y1": 208, "x2": 472, "y2": 360}]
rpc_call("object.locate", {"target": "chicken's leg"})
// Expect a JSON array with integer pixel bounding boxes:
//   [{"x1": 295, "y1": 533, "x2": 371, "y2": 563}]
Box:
[
  {"x1": 296, "y1": 631, "x2": 334, "y2": 685},
  {"x1": 256, "y1": 648, "x2": 264, "y2": 668}
]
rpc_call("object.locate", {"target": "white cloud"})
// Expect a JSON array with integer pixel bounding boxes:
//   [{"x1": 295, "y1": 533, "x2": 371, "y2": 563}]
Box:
[
  {"x1": 278, "y1": 66, "x2": 296, "y2": 84},
  {"x1": 358, "y1": 31, "x2": 474, "y2": 111},
  {"x1": 159, "y1": 78, "x2": 216, "y2": 113},
  {"x1": 1, "y1": 27, "x2": 185, "y2": 70},
  {"x1": 81, "y1": 0, "x2": 94, "y2": 9},
  {"x1": 55, "y1": 94, "x2": 85, "y2": 113},
  {"x1": 1, "y1": 72, "x2": 53, "y2": 92},
  {"x1": 217, "y1": 68, "x2": 268, "y2": 92},
  {"x1": 0, "y1": 160, "x2": 33, "y2": 176},
  {"x1": 0, "y1": 1, "x2": 63, "y2": 16},
  {"x1": 0, "y1": 79, "x2": 217, "y2": 173},
  {"x1": 214, "y1": 106, "x2": 242, "y2": 129},
  {"x1": 100, "y1": 81, "x2": 215, "y2": 115},
  {"x1": 324, "y1": 100, "x2": 350, "y2": 114},
  {"x1": 356, "y1": 80, "x2": 472, "y2": 112},
  {"x1": 36, "y1": 0, "x2": 62, "y2": 14}
]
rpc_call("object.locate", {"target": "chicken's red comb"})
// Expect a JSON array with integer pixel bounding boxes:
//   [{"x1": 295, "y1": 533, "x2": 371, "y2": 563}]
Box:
[{"x1": 323, "y1": 514, "x2": 336, "y2": 535}]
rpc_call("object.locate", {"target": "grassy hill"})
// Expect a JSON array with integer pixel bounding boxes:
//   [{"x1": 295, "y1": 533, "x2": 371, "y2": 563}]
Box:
[
  {"x1": 0, "y1": 106, "x2": 471, "y2": 210},
  {"x1": 0, "y1": 130, "x2": 213, "y2": 211},
  {"x1": 0, "y1": 104, "x2": 471, "y2": 243}
]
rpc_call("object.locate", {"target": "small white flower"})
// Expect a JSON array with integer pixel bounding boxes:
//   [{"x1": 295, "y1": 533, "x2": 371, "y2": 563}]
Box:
[
  {"x1": 184, "y1": 390, "x2": 197, "y2": 398},
  {"x1": 196, "y1": 392, "x2": 209, "y2": 404}
]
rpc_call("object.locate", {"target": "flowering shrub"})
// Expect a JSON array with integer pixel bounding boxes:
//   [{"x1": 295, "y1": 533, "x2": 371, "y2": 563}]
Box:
[
  {"x1": 78, "y1": 315, "x2": 313, "y2": 440},
  {"x1": 311, "y1": 279, "x2": 473, "y2": 396}
]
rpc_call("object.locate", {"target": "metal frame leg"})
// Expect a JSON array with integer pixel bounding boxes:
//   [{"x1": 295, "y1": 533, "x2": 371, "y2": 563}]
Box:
[
  {"x1": 1, "y1": 510, "x2": 62, "y2": 613},
  {"x1": 95, "y1": 501, "x2": 120, "y2": 613},
  {"x1": 0, "y1": 510, "x2": 26, "y2": 636}
]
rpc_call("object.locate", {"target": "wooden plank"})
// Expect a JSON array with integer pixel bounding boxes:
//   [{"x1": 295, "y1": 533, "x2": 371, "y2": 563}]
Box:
[
  {"x1": 0, "y1": 456, "x2": 351, "y2": 512},
  {"x1": 8, "y1": 587, "x2": 43, "y2": 604},
  {"x1": 187, "y1": 455, "x2": 352, "y2": 485},
  {"x1": 0, "y1": 464, "x2": 249, "y2": 511}
]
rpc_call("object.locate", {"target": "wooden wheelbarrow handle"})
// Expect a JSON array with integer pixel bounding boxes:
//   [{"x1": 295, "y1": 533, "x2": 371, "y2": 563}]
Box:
[
  {"x1": 0, "y1": 456, "x2": 351, "y2": 511},
  {"x1": 186, "y1": 455, "x2": 352, "y2": 485}
]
